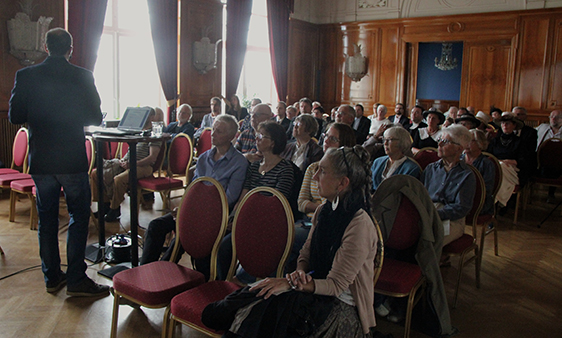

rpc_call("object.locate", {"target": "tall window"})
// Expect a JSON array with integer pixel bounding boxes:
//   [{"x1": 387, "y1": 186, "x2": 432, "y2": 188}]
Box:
[
  {"x1": 94, "y1": 0, "x2": 165, "y2": 119},
  {"x1": 236, "y1": 0, "x2": 277, "y2": 105}
]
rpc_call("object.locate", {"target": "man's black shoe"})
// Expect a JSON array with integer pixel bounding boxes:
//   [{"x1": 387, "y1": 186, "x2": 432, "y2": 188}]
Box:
[
  {"x1": 94, "y1": 202, "x2": 111, "y2": 218},
  {"x1": 67, "y1": 277, "x2": 110, "y2": 297},
  {"x1": 46, "y1": 272, "x2": 67, "y2": 293},
  {"x1": 105, "y1": 207, "x2": 121, "y2": 222}
]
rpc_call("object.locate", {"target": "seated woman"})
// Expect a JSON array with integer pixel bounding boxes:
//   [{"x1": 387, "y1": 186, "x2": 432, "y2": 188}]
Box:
[
  {"x1": 412, "y1": 109, "x2": 445, "y2": 152},
  {"x1": 217, "y1": 121, "x2": 294, "y2": 281},
  {"x1": 487, "y1": 113, "x2": 532, "y2": 208},
  {"x1": 371, "y1": 126, "x2": 421, "y2": 192},
  {"x1": 204, "y1": 146, "x2": 378, "y2": 337},
  {"x1": 224, "y1": 94, "x2": 249, "y2": 122},
  {"x1": 298, "y1": 122, "x2": 356, "y2": 220},
  {"x1": 282, "y1": 114, "x2": 323, "y2": 172},
  {"x1": 421, "y1": 125, "x2": 476, "y2": 246},
  {"x1": 91, "y1": 107, "x2": 161, "y2": 222},
  {"x1": 463, "y1": 129, "x2": 495, "y2": 215}
]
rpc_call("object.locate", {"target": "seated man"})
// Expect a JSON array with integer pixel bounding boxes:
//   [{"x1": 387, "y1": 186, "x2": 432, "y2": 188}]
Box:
[
  {"x1": 235, "y1": 103, "x2": 273, "y2": 163},
  {"x1": 194, "y1": 97, "x2": 221, "y2": 139},
  {"x1": 239, "y1": 97, "x2": 262, "y2": 133},
  {"x1": 140, "y1": 114, "x2": 248, "y2": 279},
  {"x1": 91, "y1": 107, "x2": 161, "y2": 222},
  {"x1": 163, "y1": 103, "x2": 195, "y2": 140}
]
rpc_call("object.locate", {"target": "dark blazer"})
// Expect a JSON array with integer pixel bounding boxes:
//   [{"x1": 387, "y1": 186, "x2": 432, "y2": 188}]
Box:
[
  {"x1": 276, "y1": 117, "x2": 291, "y2": 132},
  {"x1": 407, "y1": 121, "x2": 428, "y2": 137},
  {"x1": 163, "y1": 121, "x2": 195, "y2": 140},
  {"x1": 9, "y1": 56, "x2": 103, "y2": 175},
  {"x1": 227, "y1": 107, "x2": 249, "y2": 122},
  {"x1": 388, "y1": 114, "x2": 411, "y2": 128},
  {"x1": 354, "y1": 116, "x2": 371, "y2": 145}
]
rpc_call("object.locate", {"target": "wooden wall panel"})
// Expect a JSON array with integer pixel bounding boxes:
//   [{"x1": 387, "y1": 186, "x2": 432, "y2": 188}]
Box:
[
  {"x1": 548, "y1": 19, "x2": 562, "y2": 110},
  {"x1": 179, "y1": 0, "x2": 223, "y2": 125},
  {"x1": 515, "y1": 16, "x2": 551, "y2": 112},
  {"x1": 316, "y1": 26, "x2": 340, "y2": 111},
  {"x1": 377, "y1": 26, "x2": 401, "y2": 109},
  {"x1": 461, "y1": 40, "x2": 513, "y2": 113},
  {"x1": 287, "y1": 20, "x2": 319, "y2": 105}
]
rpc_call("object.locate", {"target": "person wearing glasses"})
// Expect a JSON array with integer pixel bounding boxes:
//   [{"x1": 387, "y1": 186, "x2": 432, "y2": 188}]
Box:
[
  {"x1": 235, "y1": 103, "x2": 274, "y2": 163},
  {"x1": 203, "y1": 146, "x2": 378, "y2": 337},
  {"x1": 421, "y1": 125, "x2": 476, "y2": 246},
  {"x1": 282, "y1": 114, "x2": 323, "y2": 172},
  {"x1": 371, "y1": 126, "x2": 421, "y2": 192}
]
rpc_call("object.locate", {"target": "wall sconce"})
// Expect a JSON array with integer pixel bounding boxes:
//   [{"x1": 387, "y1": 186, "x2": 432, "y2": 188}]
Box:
[
  {"x1": 193, "y1": 26, "x2": 222, "y2": 74},
  {"x1": 435, "y1": 43, "x2": 458, "y2": 71},
  {"x1": 7, "y1": 1, "x2": 53, "y2": 66},
  {"x1": 345, "y1": 43, "x2": 368, "y2": 82}
]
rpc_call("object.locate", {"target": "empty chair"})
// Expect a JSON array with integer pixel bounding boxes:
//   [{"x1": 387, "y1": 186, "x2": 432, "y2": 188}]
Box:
[
  {"x1": 196, "y1": 128, "x2": 212, "y2": 157},
  {"x1": 0, "y1": 127, "x2": 29, "y2": 176}
]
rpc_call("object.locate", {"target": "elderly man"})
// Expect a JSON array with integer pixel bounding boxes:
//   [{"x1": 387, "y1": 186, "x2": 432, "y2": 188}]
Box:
[
  {"x1": 195, "y1": 97, "x2": 222, "y2": 138},
  {"x1": 235, "y1": 103, "x2": 274, "y2": 162},
  {"x1": 536, "y1": 110, "x2": 562, "y2": 202},
  {"x1": 275, "y1": 101, "x2": 291, "y2": 132},
  {"x1": 239, "y1": 97, "x2": 263, "y2": 133},
  {"x1": 163, "y1": 103, "x2": 195, "y2": 140},
  {"x1": 406, "y1": 105, "x2": 427, "y2": 136},
  {"x1": 353, "y1": 104, "x2": 371, "y2": 144},
  {"x1": 388, "y1": 103, "x2": 410, "y2": 128},
  {"x1": 140, "y1": 115, "x2": 248, "y2": 277},
  {"x1": 333, "y1": 104, "x2": 365, "y2": 145}
]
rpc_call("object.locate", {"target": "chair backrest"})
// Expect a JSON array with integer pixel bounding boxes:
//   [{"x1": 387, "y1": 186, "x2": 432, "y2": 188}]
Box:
[
  {"x1": 107, "y1": 141, "x2": 120, "y2": 159},
  {"x1": 537, "y1": 138, "x2": 562, "y2": 170},
  {"x1": 119, "y1": 142, "x2": 129, "y2": 159},
  {"x1": 229, "y1": 187, "x2": 295, "y2": 280},
  {"x1": 171, "y1": 177, "x2": 229, "y2": 281},
  {"x1": 482, "y1": 152, "x2": 502, "y2": 199},
  {"x1": 12, "y1": 127, "x2": 29, "y2": 172},
  {"x1": 85, "y1": 136, "x2": 95, "y2": 175},
  {"x1": 414, "y1": 147, "x2": 439, "y2": 170},
  {"x1": 385, "y1": 194, "x2": 421, "y2": 250},
  {"x1": 196, "y1": 128, "x2": 213, "y2": 156},
  {"x1": 464, "y1": 164, "x2": 486, "y2": 229},
  {"x1": 372, "y1": 218, "x2": 385, "y2": 286},
  {"x1": 167, "y1": 133, "x2": 194, "y2": 177}
]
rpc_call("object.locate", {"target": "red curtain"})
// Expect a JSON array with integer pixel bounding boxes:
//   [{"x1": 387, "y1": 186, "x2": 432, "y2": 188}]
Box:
[
  {"x1": 67, "y1": 0, "x2": 108, "y2": 71},
  {"x1": 147, "y1": 0, "x2": 178, "y2": 123},
  {"x1": 266, "y1": 0, "x2": 293, "y2": 102},
  {"x1": 225, "y1": 0, "x2": 253, "y2": 100}
]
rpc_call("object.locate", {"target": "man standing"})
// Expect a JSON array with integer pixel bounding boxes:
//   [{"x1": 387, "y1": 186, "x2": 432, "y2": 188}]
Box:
[
  {"x1": 195, "y1": 97, "x2": 221, "y2": 139},
  {"x1": 353, "y1": 104, "x2": 371, "y2": 145},
  {"x1": 389, "y1": 103, "x2": 410, "y2": 128},
  {"x1": 9, "y1": 28, "x2": 108, "y2": 296}
]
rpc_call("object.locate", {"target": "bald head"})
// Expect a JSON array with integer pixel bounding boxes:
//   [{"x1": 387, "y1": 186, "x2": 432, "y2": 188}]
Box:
[
  {"x1": 550, "y1": 110, "x2": 562, "y2": 128},
  {"x1": 46, "y1": 28, "x2": 73, "y2": 57},
  {"x1": 251, "y1": 104, "x2": 273, "y2": 130},
  {"x1": 335, "y1": 105, "x2": 356, "y2": 125}
]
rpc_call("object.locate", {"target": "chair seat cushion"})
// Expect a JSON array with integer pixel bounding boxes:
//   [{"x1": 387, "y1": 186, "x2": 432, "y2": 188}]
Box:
[
  {"x1": 375, "y1": 258, "x2": 423, "y2": 294},
  {"x1": 0, "y1": 173, "x2": 32, "y2": 186},
  {"x1": 10, "y1": 179, "x2": 35, "y2": 192},
  {"x1": 0, "y1": 169, "x2": 19, "y2": 175},
  {"x1": 476, "y1": 214, "x2": 493, "y2": 225},
  {"x1": 113, "y1": 261, "x2": 205, "y2": 306},
  {"x1": 442, "y1": 234, "x2": 475, "y2": 254},
  {"x1": 137, "y1": 177, "x2": 184, "y2": 190},
  {"x1": 170, "y1": 280, "x2": 241, "y2": 334}
]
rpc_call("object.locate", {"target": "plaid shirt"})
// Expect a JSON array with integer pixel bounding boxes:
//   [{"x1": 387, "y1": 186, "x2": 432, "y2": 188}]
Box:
[{"x1": 235, "y1": 129, "x2": 257, "y2": 154}]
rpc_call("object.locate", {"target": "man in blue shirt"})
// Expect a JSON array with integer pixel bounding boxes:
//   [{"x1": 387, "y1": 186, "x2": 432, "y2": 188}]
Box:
[{"x1": 140, "y1": 114, "x2": 248, "y2": 279}]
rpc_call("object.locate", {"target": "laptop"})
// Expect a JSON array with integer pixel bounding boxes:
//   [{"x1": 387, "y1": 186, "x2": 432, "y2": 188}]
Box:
[{"x1": 91, "y1": 107, "x2": 152, "y2": 135}]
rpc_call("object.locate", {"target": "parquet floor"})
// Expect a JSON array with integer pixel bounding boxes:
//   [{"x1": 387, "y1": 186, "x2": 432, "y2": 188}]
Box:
[{"x1": 1, "y1": 187, "x2": 561, "y2": 338}]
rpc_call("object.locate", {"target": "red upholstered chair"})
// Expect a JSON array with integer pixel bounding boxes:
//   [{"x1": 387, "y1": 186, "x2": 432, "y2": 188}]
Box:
[
  {"x1": 165, "y1": 187, "x2": 295, "y2": 338},
  {"x1": 138, "y1": 133, "x2": 193, "y2": 210},
  {"x1": 119, "y1": 142, "x2": 129, "y2": 159},
  {"x1": 374, "y1": 192, "x2": 425, "y2": 338},
  {"x1": 442, "y1": 164, "x2": 485, "y2": 308},
  {"x1": 110, "y1": 177, "x2": 229, "y2": 338},
  {"x1": 413, "y1": 147, "x2": 439, "y2": 170},
  {"x1": 0, "y1": 127, "x2": 29, "y2": 176},
  {"x1": 196, "y1": 128, "x2": 212, "y2": 157}
]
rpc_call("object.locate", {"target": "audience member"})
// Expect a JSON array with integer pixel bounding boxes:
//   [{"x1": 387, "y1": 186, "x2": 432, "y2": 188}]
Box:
[
  {"x1": 239, "y1": 97, "x2": 262, "y2": 133},
  {"x1": 421, "y1": 125, "x2": 476, "y2": 246},
  {"x1": 412, "y1": 109, "x2": 444, "y2": 151},
  {"x1": 282, "y1": 114, "x2": 323, "y2": 172},
  {"x1": 312, "y1": 101, "x2": 322, "y2": 109},
  {"x1": 535, "y1": 110, "x2": 562, "y2": 202},
  {"x1": 490, "y1": 107, "x2": 502, "y2": 129},
  {"x1": 367, "y1": 104, "x2": 392, "y2": 139},
  {"x1": 225, "y1": 94, "x2": 249, "y2": 122},
  {"x1": 140, "y1": 115, "x2": 248, "y2": 278},
  {"x1": 455, "y1": 113, "x2": 480, "y2": 129},
  {"x1": 204, "y1": 146, "x2": 377, "y2": 337},
  {"x1": 163, "y1": 103, "x2": 195, "y2": 140},
  {"x1": 334, "y1": 104, "x2": 362, "y2": 144},
  {"x1": 195, "y1": 97, "x2": 221, "y2": 138},
  {"x1": 443, "y1": 106, "x2": 459, "y2": 128},
  {"x1": 371, "y1": 126, "x2": 421, "y2": 192},
  {"x1": 275, "y1": 101, "x2": 291, "y2": 132},
  {"x1": 388, "y1": 103, "x2": 410, "y2": 128},
  {"x1": 353, "y1": 103, "x2": 371, "y2": 144},
  {"x1": 462, "y1": 129, "x2": 495, "y2": 215},
  {"x1": 406, "y1": 105, "x2": 427, "y2": 136},
  {"x1": 235, "y1": 103, "x2": 273, "y2": 162},
  {"x1": 512, "y1": 107, "x2": 538, "y2": 160}
]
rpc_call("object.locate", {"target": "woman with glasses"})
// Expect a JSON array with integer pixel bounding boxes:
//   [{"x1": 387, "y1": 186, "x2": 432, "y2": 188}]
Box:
[
  {"x1": 421, "y1": 125, "x2": 476, "y2": 246},
  {"x1": 282, "y1": 114, "x2": 323, "y2": 171},
  {"x1": 371, "y1": 126, "x2": 421, "y2": 192},
  {"x1": 205, "y1": 146, "x2": 378, "y2": 337},
  {"x1": 412, "y1": 109, "x2": 445, "y2": 152}
]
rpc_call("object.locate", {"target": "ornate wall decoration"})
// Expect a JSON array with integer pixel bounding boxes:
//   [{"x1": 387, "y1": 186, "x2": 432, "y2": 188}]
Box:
[{"x1": 358, "y1": 0, "x2": 387, "y2": 9}]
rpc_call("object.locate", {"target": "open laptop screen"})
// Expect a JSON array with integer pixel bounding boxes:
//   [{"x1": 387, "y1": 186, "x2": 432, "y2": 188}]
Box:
[{"x1": 118, "y1": 107, "x2": 151, "y2": 131}]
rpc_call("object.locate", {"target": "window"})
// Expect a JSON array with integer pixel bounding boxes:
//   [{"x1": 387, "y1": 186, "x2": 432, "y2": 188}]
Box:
[{"x1": 94, "y1": 0, "x2": 165, "y2": 119}]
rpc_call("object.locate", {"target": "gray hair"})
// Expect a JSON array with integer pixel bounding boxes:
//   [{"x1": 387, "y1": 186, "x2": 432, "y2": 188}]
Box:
[
  {"x1": 383, "y1": 126, "x2": 412, "y2": 154},
  {"x1": 178, "y1": 103, "x2": 193, "y2": 120},
  {"x1": 469, "y1": 129, "x2": 488, "y2": 150},
  {"x1": 441, "y1": 124, "x2": 472, "y2": 148},
  {"x1": 377, "y1": 105, "x2": 387, "y2": 114},
  {"x1": 295, "y1": 114, "x2": 319, "y2": 137},
  {"x1": 215, "y1": 114, "x2": 239, "y2": 139}
]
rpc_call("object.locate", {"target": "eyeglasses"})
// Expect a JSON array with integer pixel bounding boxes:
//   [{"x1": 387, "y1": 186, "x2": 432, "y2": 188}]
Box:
[
  {"x1": 322, "y1": 133, "x2": 340, "y2": 144},
  {"x1": 256, "y1": 133, "x2": 271, "y2": 141},
  {"x1": 382, "y1": 138, "x2": 399, "y2": 143},
  {"x1": 437, "y1": 138, "x2": 460, "y2": 146}
]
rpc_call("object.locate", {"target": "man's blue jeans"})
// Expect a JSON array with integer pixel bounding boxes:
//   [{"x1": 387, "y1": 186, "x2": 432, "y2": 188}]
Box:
[{"x1": 33, "y1": 172, "x2": 91, "y2": 286}]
